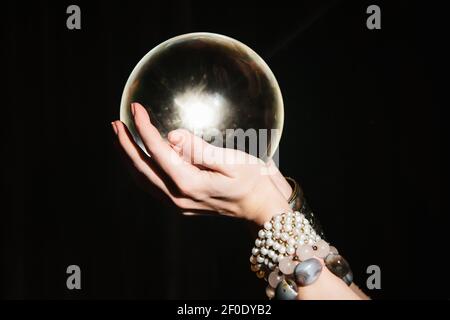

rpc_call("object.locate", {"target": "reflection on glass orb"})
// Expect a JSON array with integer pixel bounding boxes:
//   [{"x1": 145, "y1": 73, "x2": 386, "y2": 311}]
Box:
[{"x1": 120, "y1": 32, "x2": 284, "y2": 161}]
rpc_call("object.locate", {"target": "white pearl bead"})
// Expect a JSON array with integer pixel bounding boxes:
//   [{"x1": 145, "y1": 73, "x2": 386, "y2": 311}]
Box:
[
  {"x1": 265, "y1": 231, "x2": 273, "y2": 239},
  {"x1": 286, "y1": 246, "x2": 295, "y2": 256},
  {"x1": 264, "y1": 258, "x2": 269, "y2": 265},
  {"x1": 274, "y1": 222, "x2": 282, "y2": 230},
  {"x1": 252, "y1": 248, "x2": 259, "y2": 255},
  {"x1": 303, "y1": 219, "x2": 310, "y2": 225},
  {"x1": 268, "y1": 250, "x2": 276, "y2": 259},
  {"x1": 258, "y1": 230, "x2": 265, "y2": 238},
  {"x1": 266, "y1": 239, "x2": 274, "y2": 247},
  {"x1": 257, "y1": 255, "x2": 265, "y2": 263},
  {"x1": 255, "y1": 239, "x2": 262, "y2": 247},
  {"x1": 277, "y1": 254, "x2": 285, "y2": 262},
  {"x1": 264, "y1": 222, "x2": 272, "y2": 230},
  {"x1": 274, "y1": 231, "x2": 281, "y2": 239},
  {"x1": 279, "y1": 246, "x2": 286, "y2": 254},
  {"x1": 287, "y1": 246, "x2": 296, "y2": 255},
  {"x1": 284, "y1": 224, "x2": 292, "y2": 232},
  {"x1": 281, "y1": 233, "x2": 289, "y2": 241},
  {"x1": 288, "y1": 238, "x2": 296, "y2": 246},
  {"x1": 273, "y1": 242, "x2": 280, "y2": 250},
  {"x1": 260, "y1": 247, "x2": 268, "y2": 256}
]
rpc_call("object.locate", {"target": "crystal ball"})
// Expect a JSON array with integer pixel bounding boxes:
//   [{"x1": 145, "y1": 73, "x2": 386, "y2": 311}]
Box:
[{"x1": 120, "y1": 32, "x2": 284, "y2": 160}]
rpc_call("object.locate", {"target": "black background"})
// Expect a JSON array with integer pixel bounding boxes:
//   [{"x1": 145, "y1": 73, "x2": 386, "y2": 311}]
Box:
[{"x1": 1, "y1": 0, "x2": 447, "y2": 299}]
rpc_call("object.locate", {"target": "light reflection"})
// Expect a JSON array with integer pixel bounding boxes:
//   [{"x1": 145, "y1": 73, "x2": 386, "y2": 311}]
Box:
[{"x1": 174, "y1": 86, "x2": 225, "y2": 135}]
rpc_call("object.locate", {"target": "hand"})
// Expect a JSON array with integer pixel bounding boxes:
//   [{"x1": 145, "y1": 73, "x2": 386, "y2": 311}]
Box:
[{"x1": 111, "y1": 103, "x2": 291, "y2": 225}]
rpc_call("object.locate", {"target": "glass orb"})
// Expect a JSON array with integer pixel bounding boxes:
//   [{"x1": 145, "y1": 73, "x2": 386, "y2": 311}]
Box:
[{"x1": 120, "y1": 32, "x2": 284, "y2": 161}]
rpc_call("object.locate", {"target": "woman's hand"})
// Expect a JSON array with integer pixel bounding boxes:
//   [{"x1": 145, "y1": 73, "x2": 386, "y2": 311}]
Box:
[{"x1": 112, "y1": 103, "x2": 291, "y2": 225}]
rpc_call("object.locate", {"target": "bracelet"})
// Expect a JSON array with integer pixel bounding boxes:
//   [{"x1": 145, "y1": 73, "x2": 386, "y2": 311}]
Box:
[
  {"x1": 250, "y1": 211, "x2": 353, "y2": 300},
  {"x1": 285, "y1": 177, "x2": 301, "y2": 206},
  {"x1": 285, "y1": 177, "x2": 325, "y2": 239}
]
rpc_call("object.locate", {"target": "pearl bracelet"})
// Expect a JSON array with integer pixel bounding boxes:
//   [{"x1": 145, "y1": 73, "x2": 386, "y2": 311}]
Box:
[{"x1": 250, "y1": 211, "x2": 353, "y2": 300}]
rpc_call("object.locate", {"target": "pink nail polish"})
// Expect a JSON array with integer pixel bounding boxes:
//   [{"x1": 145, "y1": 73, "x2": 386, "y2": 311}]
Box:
[{"x1": 111, "y1": 122, "x2": 118, "y2": 135}]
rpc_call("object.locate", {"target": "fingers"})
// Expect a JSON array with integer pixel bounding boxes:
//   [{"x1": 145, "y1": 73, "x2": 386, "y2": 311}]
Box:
[
  {"x1": 112, "y1": 120, "x2": 168, "y2": 192},
  {"x1": 112, "y1": 120, "x2": 210, "y2": 211},
  {"x1": 167, "y1": 128, "x2": 232, "y2": 175},
  {"x1": 130, "y1": 102, "x2": 201, "y2": 183},
  {"x1": 129, "y1": 103, "x2": 216, "y2": 201}
]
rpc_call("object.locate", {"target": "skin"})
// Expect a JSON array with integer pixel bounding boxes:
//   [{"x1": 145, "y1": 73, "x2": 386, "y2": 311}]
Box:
[{"x1": 111, "y1": 102, "x2": 367, "y2": 300}]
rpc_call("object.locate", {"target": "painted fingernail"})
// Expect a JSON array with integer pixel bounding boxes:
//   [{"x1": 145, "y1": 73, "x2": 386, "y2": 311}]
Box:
[
  {"x1": 111, "y1": 122, "x2": 118, "y2": 135},
  {"x1": 130, "y1": 103, "x2": 136, "y2": 116}
]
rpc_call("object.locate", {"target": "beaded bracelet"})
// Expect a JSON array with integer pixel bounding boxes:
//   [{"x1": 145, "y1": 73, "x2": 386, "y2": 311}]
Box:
[{"x1": 249, "y1": 211, "x2": 353, "y2": 300}]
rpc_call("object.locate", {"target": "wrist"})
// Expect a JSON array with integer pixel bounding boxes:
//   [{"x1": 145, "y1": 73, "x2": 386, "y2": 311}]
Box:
[
  {"x1": 270, "y1": 171, "x2": 293, "y2": 200},
  {"x1": 249, "y1": 210, "x2": 356, "y2": 300},
  {"x1": 249, "y1": 180, "x2": 292, "y2": 226},
  {"x1": 254, "y1": 199, "x2": 291, "y2": 226}
]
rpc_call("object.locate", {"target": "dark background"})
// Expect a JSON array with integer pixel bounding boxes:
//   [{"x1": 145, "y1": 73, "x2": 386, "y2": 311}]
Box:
[{"x1": 1, "y1": 0, "x2": 447, "y2": 299}]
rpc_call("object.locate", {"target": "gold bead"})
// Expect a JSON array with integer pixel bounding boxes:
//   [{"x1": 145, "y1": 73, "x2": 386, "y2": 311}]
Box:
[
  {"x1": 256, "y1": 270, "x2": 265, "y2": 279},
  {"x1": 251, "y1": 264, "x2": 261, "y2": 272}
]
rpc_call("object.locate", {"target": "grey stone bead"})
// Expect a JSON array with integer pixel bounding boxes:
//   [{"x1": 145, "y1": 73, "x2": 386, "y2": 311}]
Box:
[
  {"x1": 342, "y1": 270, "x2": 353, "y2": 286},
  {"x1": 294, "y1": 258, "x2": 323, "y2": 286},
  {"x1": 325, "y1": 254, "x2": 351, "y2": 278},
  {"x1": 275, "y1": 279, "x2": 298, "y2": 300}
]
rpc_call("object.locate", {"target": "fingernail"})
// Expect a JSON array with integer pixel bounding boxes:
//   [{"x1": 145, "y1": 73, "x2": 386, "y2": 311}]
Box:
[
  {"x1": 168, "y1": 131, "x2": 182, "y2": 144},
  {"x1": 130, "y1": 103, "x2": 136, "y2": 116},
  {"x1": 111, "y1": 122, "x2": 118, "y2": 135}
]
